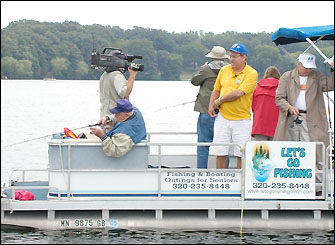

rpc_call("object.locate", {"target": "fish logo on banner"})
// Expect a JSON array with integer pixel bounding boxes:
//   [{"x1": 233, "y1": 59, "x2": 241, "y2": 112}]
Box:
[{"x1": 251, "y1": 143, "x2": 274, "y2": 182}]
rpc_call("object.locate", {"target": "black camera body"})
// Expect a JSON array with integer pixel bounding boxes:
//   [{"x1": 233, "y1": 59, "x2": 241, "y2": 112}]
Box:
[{"x1": 91, "y1": 47, "x2": 144, "y2": 73}]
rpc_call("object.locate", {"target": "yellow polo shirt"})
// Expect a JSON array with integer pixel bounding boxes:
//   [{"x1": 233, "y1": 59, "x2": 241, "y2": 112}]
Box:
[{"x1": 214, "y1": 64, "x2": 258, "y2": 120}]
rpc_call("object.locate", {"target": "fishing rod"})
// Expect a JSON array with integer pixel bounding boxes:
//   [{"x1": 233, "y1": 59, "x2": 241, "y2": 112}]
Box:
[
  {"x1": 2, "y1": 122, "x2": 102, "y2": 148},
  {"x1": 155, "y1": 101, "x2": 195, "y2": 112}
]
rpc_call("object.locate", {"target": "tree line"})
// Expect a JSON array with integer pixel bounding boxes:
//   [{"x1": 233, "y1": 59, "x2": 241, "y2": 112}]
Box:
[{"x1": 1, "y1": 20, "x2": 333, "y2": 80}]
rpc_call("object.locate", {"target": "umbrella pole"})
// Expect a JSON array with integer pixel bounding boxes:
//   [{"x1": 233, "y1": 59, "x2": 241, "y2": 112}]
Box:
[{"x1": 306, "y1": 37, "x2": 332, "y2": 64}]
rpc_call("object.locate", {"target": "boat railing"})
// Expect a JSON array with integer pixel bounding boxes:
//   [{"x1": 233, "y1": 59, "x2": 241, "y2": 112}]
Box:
[
  {"x1": 146, "y1": 132, "x2": 331, "y2": 201},
  {"x1": 326, "y1": 128, "x2": 334, "y2": 208},
  {"x1": 46, "y1": 138, "x2": 242, "y2": 199},
  {"x1": 2, "y1": 182, "x2": 61, "y2": 201},
  {"x1": 147, "y1": 131, "x2": 198, "y2": 157},
  {"x1": 6, "y1": 169, "x2": 61, "y2": 200},
  {"x1": 8, "y1": 169, "x2": 48, "y2": 184},
  {"x1": 47, "y1": 136, "x2": 330, "y2": 201},
  {"x1": 5, "y1": 132, "x2": 333, "y2": 204},
  {"x1": 147, "y1": 141, "x2": 241, "y2": 198}
]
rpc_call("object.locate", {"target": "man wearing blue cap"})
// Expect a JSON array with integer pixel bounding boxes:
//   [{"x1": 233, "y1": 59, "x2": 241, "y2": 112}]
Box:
[
  {"x1": 90, "y1": 99, "x2": 146, "y2": 157},
  {"x1": 208, "y1": 43, "x2": 258, "y2": 169}
]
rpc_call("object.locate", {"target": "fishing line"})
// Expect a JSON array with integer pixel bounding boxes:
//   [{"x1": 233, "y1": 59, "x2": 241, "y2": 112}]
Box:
[
  {"x1": 2, "y1": 122, "x2": 101, "y2": 148},
  {"x1": 323, "y1": 61, "x2": 334, "y2": 150},
  {"x1": 323, "y1": 62, "x2": 333, "y2": 130},
  {"x1": 155, "y1": 101, "x2": 195, "y2": 112},
  {"x1": 240, "y1": 152, "x2": 246, "y2": 242}
]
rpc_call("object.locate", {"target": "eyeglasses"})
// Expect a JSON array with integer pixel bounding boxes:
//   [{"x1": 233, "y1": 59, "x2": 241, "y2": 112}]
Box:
[{"x1": 230, "y1": 54, "x2": 242, "y2": 59}]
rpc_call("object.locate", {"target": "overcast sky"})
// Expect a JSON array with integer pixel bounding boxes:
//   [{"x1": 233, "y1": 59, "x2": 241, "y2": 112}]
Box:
[{"x1": 1, "y1": 1, "x2": 334, "y2": 34}]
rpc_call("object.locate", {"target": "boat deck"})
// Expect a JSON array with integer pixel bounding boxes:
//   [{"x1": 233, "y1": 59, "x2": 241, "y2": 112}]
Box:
[{"x1": 1, "y1": 192, "x2": 333, "y2": 230}]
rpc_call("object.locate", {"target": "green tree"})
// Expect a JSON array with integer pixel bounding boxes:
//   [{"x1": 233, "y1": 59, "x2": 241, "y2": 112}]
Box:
[
  {"x1": 176, "y1": 41, "x2": 208, "y2": 70},
  {"x1": 1, "y1": 56, "x2": 17, "y2": 79},
  {"x1": 157, "y1": 50, "x2": 183, "y2": 80},
  {"x1": 1, "y1": 57, "x2": 33, "y2": 79},
  {"x1": 75, "y1": 60, "x2": 89, "y2": 79},
  {"x1": 50, "y1": 57, "x2": 69, "y2": 78},
  {"x1": 1, "y1": 20, "x2": 333, "y2": 80},
  {"x1": 253, "y1": 45, "x2": 282, "y2": 77},
  {"x1": 16, "y1": 59, "x2": 33, "y2": 79}
]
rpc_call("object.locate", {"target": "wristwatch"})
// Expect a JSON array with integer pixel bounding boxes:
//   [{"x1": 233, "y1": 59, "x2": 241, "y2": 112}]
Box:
[{"x1": 100, "y1": 134, "x2": 108, "y2": 141}]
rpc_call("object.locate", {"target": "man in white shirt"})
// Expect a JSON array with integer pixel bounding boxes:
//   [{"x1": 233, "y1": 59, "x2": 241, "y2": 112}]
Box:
[{"x1": 274, "y1": 52, "x2": 334, "y2": 144}]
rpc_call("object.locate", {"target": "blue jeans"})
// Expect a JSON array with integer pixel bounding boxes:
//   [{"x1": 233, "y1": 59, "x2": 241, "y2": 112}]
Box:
[{"x1": 197, "y1": 113, "x2": 215, "y2": 168}]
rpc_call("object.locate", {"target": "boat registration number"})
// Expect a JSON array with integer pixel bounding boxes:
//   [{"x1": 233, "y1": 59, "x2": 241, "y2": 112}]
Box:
[{"x1": 60, "y1": 219, "x2": 107, "y2": 228}]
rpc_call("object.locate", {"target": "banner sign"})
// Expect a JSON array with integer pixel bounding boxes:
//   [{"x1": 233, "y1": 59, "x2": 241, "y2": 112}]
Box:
[
  {"x1": 244, "y1": 141, "x2": 316, "y2": 199},
  {"x1": 161, "y1": 171, "x2": 241, "y2": 196}
]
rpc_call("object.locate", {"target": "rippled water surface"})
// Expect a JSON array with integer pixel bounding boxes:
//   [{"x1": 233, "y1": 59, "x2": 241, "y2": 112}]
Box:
[{"x1": 1, "y1": 227, "x2": 334, "y2": 244}]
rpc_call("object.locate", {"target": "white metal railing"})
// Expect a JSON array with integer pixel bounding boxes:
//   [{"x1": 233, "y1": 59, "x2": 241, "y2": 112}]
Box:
[
  {"x1": 8, "y1": 169, "x2": 48, "y2": 184},
  {"x1": 49, "y1": 137, "x2": 241, "y2": 199},
  {"x1": 5, "y1": 169, "x2": 61, "y2": 200},
  {"x1": 326, "y1": 129, "x2": 334, "y2": 208},
  {"x1": 4, "y1": 132, "x2": 333, "y2": 206},
  {"x1": 1, "y1": 185, "x2": 61, "y2": 200}
]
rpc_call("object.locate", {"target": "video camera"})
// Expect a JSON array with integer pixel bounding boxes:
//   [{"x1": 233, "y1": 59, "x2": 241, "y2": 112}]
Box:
[{"x1": 90, "y1": 47, "x2": 144, "y2": 73}]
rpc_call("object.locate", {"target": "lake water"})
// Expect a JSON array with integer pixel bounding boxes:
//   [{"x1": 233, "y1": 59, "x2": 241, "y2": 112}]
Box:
[
  {"x1": 1, "y1": 79, "x2": 334, "y2": 244},
  {"x1": 1, "y1": 79, "x2": 200, "y2": 185}
]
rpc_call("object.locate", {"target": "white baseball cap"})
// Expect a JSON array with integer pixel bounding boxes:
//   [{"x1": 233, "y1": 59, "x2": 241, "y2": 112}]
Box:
[{"x1": 298, "y1": 53, "x2": 317, "y2": 69}]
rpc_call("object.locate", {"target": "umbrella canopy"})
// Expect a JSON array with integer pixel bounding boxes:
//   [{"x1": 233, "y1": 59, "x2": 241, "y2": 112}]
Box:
[{"x1": 272, "y1": 25, "x2": 334, "y2": 45}]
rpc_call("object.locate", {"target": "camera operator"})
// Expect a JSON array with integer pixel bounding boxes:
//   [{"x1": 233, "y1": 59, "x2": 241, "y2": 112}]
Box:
[{"x1": 99, "y1": 57, "x2": 139, "y2": 118}]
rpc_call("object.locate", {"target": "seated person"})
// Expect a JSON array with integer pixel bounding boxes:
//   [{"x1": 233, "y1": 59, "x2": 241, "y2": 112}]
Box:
[{"x1": 90, "y1": 99, "x2": 146, "y2": 157}]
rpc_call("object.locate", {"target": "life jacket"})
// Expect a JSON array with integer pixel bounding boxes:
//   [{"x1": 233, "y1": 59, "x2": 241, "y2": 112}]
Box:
[
  {"x1": 106, "y1": 107, "x2": 146, "y2": 144},
  {"x1": 13, "y1": 190, "x2": 34, "y2": 200}
]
